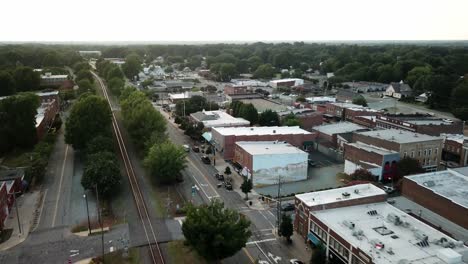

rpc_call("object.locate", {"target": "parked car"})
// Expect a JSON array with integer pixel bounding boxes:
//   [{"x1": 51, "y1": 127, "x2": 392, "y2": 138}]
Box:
[
  {"x1": 282, "y1": 203, "x2": 295, "y2": 212},
  {"x1": 290, "y1": 259, "x2": 305, "y2": 264},
  {"x1": 183, "y1": 144, "x2": 190, "y2": 152},
  {"x1": 383, "y1": 186, "x2": 395, "y2": 194},
  {"x1": 214, "y1": 173, "x2": 224, "y2": 181},
  {"x1": 192, "y1": 145, "x2": 200, "y2": 152},
  {"x1": 308, "y1": 159, "x2": 317, "y2": 167},
  {"x1": 201, "y1": 155, "x2": 211, "y2": 164},
  {"x1": 225, "y1": 182, "x2": 233, "y2": 190}
]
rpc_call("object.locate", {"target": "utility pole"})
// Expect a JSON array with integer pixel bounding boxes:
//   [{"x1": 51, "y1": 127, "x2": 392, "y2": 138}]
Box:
[
  {"x1": 83, "y1": 192, "x2": 91, "y2": 235},
  {"x1": 276, "y1": 175, "x2": 282, "y2": 234},
  {"x1": 12, "y1": 192, "x2": 22, "y2": 234},
  {"x1": 95, "y1": 185, "x2": 104, "y2": 263}
]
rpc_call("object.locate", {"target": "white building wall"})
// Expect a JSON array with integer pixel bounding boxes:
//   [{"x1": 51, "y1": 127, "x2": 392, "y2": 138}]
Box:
[
  {"x1": 252, "y1": 152, "x2": 308, "y2": 186},
  {"x1": 344, "y1": 160, "x2": 382, "y2": 180}
]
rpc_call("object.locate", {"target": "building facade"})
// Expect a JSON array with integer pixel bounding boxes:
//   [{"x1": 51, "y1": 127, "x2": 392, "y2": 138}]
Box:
[{"x1": 375, "y1": 114, "x2": 463, "y2": 136}]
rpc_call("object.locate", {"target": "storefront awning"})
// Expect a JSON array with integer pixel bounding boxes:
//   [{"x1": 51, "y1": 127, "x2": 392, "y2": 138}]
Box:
[
  {"x1": 308, "y1": 232, "x2": 320, "y2": 245},
  {"x1": 202, "y1": 132, "x2": 212, "y2": 143}
]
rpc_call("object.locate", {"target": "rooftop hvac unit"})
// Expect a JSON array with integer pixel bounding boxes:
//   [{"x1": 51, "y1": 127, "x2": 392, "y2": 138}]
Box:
[
  {"x1": 387, "y1": 247, "x2": 394, "y2": 255},
  {"x1": 342, "y1": 192, "x2": 351, "y2": 198},
  {"x1": 343, "y1": 220, "x2": 355, "y2": 229},
  {"x1": 354, "y1": 189, "x2": 360, "y2": 194},
  {"x1": 387, "y1": 213, "x2": 402, "y2": 225},
  {"x1": 413, "y1": 229, "x2": 428, "y2": 242},
  {"x1": 367, "y1": 210, "x2": 378, "y2": 216}
]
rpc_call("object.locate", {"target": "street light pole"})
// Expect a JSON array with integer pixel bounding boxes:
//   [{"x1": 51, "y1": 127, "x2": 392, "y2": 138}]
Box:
[
  {"x1": 276, "y1": 175, "x2": 282, "y2": 234},
  {"x1": 83, "y1": 193, "x2": 91, "y2": 235},
  {"x1": 95, "y1": 185, "x2": 105, "y2": 263}
]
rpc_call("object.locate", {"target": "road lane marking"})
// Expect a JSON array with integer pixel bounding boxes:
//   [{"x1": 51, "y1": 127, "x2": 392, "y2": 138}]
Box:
[
  {"x1": 52, "y1": 144, "x2": 69, "y2": 227},
  {"x1": 259, "y1": 210, "x2": 275, "y2": 229},
  {"x1": 186, "y1": 158, "x2": 221, "y2": 199},
  {"x1": 255, "y1": 242, "x2": 272, "y2": 264},
  {"x1": 31, "y1": 188, "x2": 48, "y2": 232},
  {"x1": 246, "y1": 238, "x2": 276, "y2": 245}
]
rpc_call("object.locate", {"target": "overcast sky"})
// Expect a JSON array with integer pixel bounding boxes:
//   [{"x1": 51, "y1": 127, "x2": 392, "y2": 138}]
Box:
[{"x1": 1, "y1": 0, "x2": 467, "y2": 42}]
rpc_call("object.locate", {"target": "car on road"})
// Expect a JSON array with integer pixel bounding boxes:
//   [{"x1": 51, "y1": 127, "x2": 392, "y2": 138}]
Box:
[
  {"x1": 290, "y1": 259, "x2": 305, "y2": 264},
  {"x1": 382, "y1": 186, "x2": 395, "y2": 194},
  {"x1": 192, "y1": 145, "x2": 200, "y2": 152},
  {"x1": 225, "y1": 182, "x2": 233, "y2": 190},
  {"x1": 443, "y1": 118, "x2": 453, "y2": 123},
  {"x1": 214, "y1": 173, "x2": 224, "y2": 181},
  {"x1": 183, "y1": 144, "x2": 190, "y2": 152},
  {"x1": 308, "y1": 159, "x2": 317, "y2": 167},
  {"x1": 201, "y1": 155, "x2": 211, "y2": 164},
  {"x1": 282, "y1": 203, "x2": 295, "y2": 212}
]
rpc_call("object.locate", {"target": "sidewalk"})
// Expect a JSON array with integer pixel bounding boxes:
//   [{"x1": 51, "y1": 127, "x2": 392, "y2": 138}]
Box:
[
  {"x1": 286, "y1": 232, "x2": 312, "y2": 262},
  {"x1": 0, "y1": 190, "x2": 40, "y2": 250}
]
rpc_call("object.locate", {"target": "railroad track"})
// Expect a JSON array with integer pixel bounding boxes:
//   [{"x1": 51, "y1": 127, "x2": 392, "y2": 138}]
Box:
[{"x1": 93, "y1": 72, "x2": 165, "y2": 264}]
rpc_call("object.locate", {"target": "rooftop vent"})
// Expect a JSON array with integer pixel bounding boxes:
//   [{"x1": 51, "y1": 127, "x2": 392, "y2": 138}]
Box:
[
  {"x1": 391, "y1": 136, "x2": 395, "y2": 140},
  {"x1": 416, "y1": 240, "x2": 430, "y2": 247},
  {"x1": 368, "y1": 210, "x2": 378, "y2": 216},
  {"x1": 343, "y1": 220, "x2": 355, "y2": 229},
  {"x1": 423, "y1": 180, "x2": 435, "y2": 187},
  {"x1": 354, "y1": 189, "x2": 360, "y2": 194},
  {"x1": 273, "y1": 130, "x2": 276, "y2": 133},
  {"x1": 387, "y1": 213, "x2": 402, "y2": 226},
  {"x1": 342, "y1": 192, "x2": 350, "y2": 198},
  {"x1": 250, "y1": 128, "x2": 254, "y2": 131},
  {"x1": 414, "y1": 133, "x2": 418, "y2": 137},
  {"x1": 391, "y1": 235, "x2": 399, "y2": 239},
  {"x1": 399, "y1": 130, "x2": 403, "y2": 134}
]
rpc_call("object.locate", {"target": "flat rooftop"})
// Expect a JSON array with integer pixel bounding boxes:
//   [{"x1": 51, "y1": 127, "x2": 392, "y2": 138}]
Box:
[
  {"x1": 405, "y1": 168, "x2": 468, "y2": 209},
  {"x1": 270, "y1": 78, "x2": 303, "y2": 83},
  {"x1": 348, "y1": 141, "x2": 399, "y2": 156},
  {"x1": 213, "y1": 126, "x2": 311, "y2": 136},
  {"x1": 313, "y1": 202, "x2": 467, "y2": 264},
  {"x1": 240, "y1": 98, "x2": 289, "y2": 112},
  {"x1": 356, "y1": 129, "x2": 442, "y2": 144},
  {"x1": 296, "y1": 183, "x2": 386, "y2": 207},
  {"x1": 190, "y1": 110, "x2": 250, "y2": 128},
  {"x1": 236, "y1": 141, "x2": 308, "y2": 156},
  {"x1": 306, "y1": 96, "x2": 336, "y2": 103},
  {"x1": 313, "y1": 122, "x2": 367, "y2": 136}
]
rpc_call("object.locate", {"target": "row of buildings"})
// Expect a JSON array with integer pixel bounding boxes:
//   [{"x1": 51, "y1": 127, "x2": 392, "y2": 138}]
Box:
[{"x1": 294, "y1": 172, "x2": 468, "y2": 264}]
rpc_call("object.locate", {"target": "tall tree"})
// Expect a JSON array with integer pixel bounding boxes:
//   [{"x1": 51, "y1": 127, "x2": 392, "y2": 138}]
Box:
[
  {"x1": 65, "y1": 95, "x2": 112, "y2": 150},
  {"x1": 239, "y1": 103, "x2": 258, "y2": 124},
  {"x1": 352, "y1": 96, "x2": 368, "y2": 107},
  {"x1": 108, "y1": 77, "x2": 125, "y2": 96},
  {"x1": 279, "y1": 214, "x2": 293, "y2": 243},
  {"x1": 75, "y1": 69, "x2": 94, "y2": 83},
  {"x1": 240, "y1": 177, "x2": 253, "y2": 200},
  {"x1": 253, "y1": 64, "x2": 276, "y2": 79},
  {"x1": 13, "y1": 66, "x2": 40, "y2": 92},
  {"x1": 0, "y1": 71, "x2": 16, "y2": 96},
  {"x1": 450, "y1": 79, "x2": 468, "y2": 121},
  {"x1": 281, "y1": 113, "x2": 302, "y2": 127},
  {"x1": 85, "y1": 135, "x2": 115, "y2": 158},
  {"x1": 81, "y1": 151, "x2": 121, "y2": 199},
  {"x1": 258, "y1": 109, "x2": 280, "y2": 126},
  {"x1": 77, "y1": 79, "x2": 94, "y2": 95},
  {"x1": 144, "y1": 141, "x2": 187, "y2": 184},
  {"x1": 182, "y1": 200, "x2": 251, "y2": 262},
  {"x1": 122, "y1": 53, "x2": 142, "y2": 80},
  {"x1": 395, "y1": 157, "x2": 424, "y2": 180}
]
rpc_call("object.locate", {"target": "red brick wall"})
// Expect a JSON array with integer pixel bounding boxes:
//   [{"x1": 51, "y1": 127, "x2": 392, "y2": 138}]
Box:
[
  {"x1": 349, "y1": 116, "x2": 376, "y2": 128},
  {"x1": 224, "y1": 85, "x2": 247, "y2": 95},
  {"x1": 0, "y1": 183, "x2": 7, "y2": 230},
  {"x1": 298, "y1": 112, "x2": 323, "y2": 131},
  {"x1": 344, "y1": 143, "x2": 384, "y2": 166},
  {"x1": 308, "y1": 194, "x2": 387, "y2": 212},
  {"x1": 233, "y1": 144, "x2": 253, "y2": 172},
  {"x1": 416, "y1": 122, "x2": 463, "y2": 136},
  {"x1": 402, "y1": 178, "x2": 468, "y2": 229}
]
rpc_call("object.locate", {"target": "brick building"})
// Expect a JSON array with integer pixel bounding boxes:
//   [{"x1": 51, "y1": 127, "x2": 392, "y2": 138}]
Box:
[
  {"x1": 375, "y1": 114, "x2": 463, "y2": 136},
  {"x1": 278, "y1": 109, "x2": 323, "y2": 131},
  {"x1": 40, "y1": 72, "x2": 69, "y2": 87},
  {"x1": 344, "y1": 142, "x2": 400, "y2": 181},
  {"x1": 325, "y1": 102, "x2": 380, "y2": 121},
  {"x1": 35, "y1": 95, "x2": 60, "y2": 140},
  {"x1": 224, "y1": 84, "x2": 248, "y2": 95},
  {"x1": 441, "y1": 134, "x2": 468, "y2": 168},
  {"x1": 401, "y1": 167, "x2": 468, "y2": 229},
  {"x1": 0, "y1": 169, "x2": 24, "y2": 231},
  {"x1": 211, "y1": 126, "x2": 315, "y2": 160},
  {"x1": 353, "y1": 129, "x2": 443, "y2": 172},
  {"x1": 313, "y1": 122, "x2": 368, "y2": 149},
  {"x1": 294, "y1": 184, "x2": 468, "y2": 264}
]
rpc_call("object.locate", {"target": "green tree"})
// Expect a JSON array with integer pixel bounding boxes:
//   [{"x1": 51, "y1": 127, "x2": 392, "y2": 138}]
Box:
[
  {"x1": 75, "y1": 69, "x2": 94, "y2": 83},
  {"x1": 310, "y1": 243, "x2": 327, "y2": 264},
  {"x1": 258, "y1": 109, "x2": 280, "y2": 126},
  {"x1": 65, "y1": 95, "x2": 112, "y2": 150},
  {"x1": 108, "y1": 77, "x2": 125, "y2": 96},
  {"x1": 73, "y1": 61, "x2": 90, "y2": 73},
  {"x1": 81, "y1": 151, "x2": 121, "y2": 199},
  {"x1": 253, "y1": 64, "x2": 276, "y2": 79},
  {"x1": 349, "y1": 168, "x2": 376, "y2": 182},
  {"x1": 122, "y1": 53, "x2": 142, "y2": 80},
  {"x1": 240, "y1": 177, "x2": 252, "y2": 200},
  {"x1": 281, "y1": 113, "x2": 302, "y2": 127},
  {"x1": 352, "y1": 96, "x2": 368, "y2": 107},
  {"x1": 296, "y1": 96, "x2": 307, "y2": 103},
  {"x1": 13, "y1": 66, "x2": 40, "y2": 92},
  {"x1": 77, "y1": 79, "x2": 94, "y2": 95},
  {"x1": 450, "y1": 80, "x2": 468, "y2": 121},
  {"x1": 85, "y1": 135, "x2": 115, "y2": 157},
  {"x1": 210, "y1": 63, "x2": 237, "y2": 82},
  {"x1": 182, "y1": 200, "x2": 251, "y2": 262},
  {"x1": 395, "y1": 157, "x2": 424, "y2": 180},
  {"x1": 0, "y1": 93, "x2": 40, "y2": 153},
  {"x1": 106, "y1": 66, "x2": 124, "y2": 81},
  {"x1": 239, "y1": 103, "x2": 258, "y2": 124},
  {"x1": 224, "y1": 166, "x2": 231, "y2": 176},
  {"x1": 144, "y1": 141, "x2": 187, "y2": 184},
  {"x1": 292, "y1": 69, "x2": 304, "y2": 78},
  {"x1": 0, "y1": 70, "x2": 16, "y2": 96},
  {"x1": 279, "y1": 214, "x2": 293, "y2": 243}
]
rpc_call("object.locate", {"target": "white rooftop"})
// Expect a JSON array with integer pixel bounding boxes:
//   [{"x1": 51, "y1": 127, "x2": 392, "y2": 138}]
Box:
[
  {"x1": 441, "y1": 134, "x2": 468, "y2": 144},
  {"x1": 348, "y1": 141, "x2": 399, "y2": 156},
  {"x1": 313, "y1": 202, "x2": 467, "y2": 264},
  {"x1": 236, "y1": 141, "x2": 308, "y2": 156},
  {"x1": 190, "y1": 110, "x2": 250, "y2": 128},
  {"x1": 212, "y1": 126, "x2": 311, "y2": 136},
  {"x1": 296, "y1": 183, "x2": 386, "y2": 207},
  {"x1": 405, "y1": 168, "x2": 468, "y2": 209},
  {"x1": 313, "y1": 122, "x2": 367, "y2": 136},
  {"x1": 270, "y1": 78, "x2": 303, "y2": 83},
  {"x1": 356, "y1": 129, "x2": 442, "y2": 144},
  {"x1": 306, "y1": 96, "x2": 336, "y2": 103}
]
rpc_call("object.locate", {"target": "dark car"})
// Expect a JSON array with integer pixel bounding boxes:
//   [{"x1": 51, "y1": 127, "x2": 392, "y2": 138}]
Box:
[
  {"x1": 308, "y1": 159, "x2": 317, "y2": 167},
  {"x1": 215, "y1": 173, "x2": 224, "y2": 181},
  {"x1": 282, "y1": 203, "x2": 295, "y2": 212},
  {"x1": 225, "y1": 182, "x2": 233, "y2": 190},
  {"x1": 192, "y1": 146, "x2": 200, "y2": 153},
  {"x1": 201, "y1": 155, "x2": 211, "y2": 164}
]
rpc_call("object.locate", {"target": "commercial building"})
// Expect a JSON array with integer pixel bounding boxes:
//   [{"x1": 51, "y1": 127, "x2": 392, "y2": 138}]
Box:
[
  {"x1": 233, "y1": 141, "x2": 308, "y2": 186},
  {"x1": 385, "y1": 81, "x2": 413, "y2": 98},
  {"x1": 335, "y1": 89, "x2": 363, "y2": 102},
  {"x1": 224, "y1": 84, "x2": 249, "y2": 95},
  {"x1": 0, "y1": 169, "x2": 24, "y2": 231},
  {"x1": 211, "y1": 126, "x2": 315, "y2": 160},
  {"x1": 325, "y1": 102, "x2": 380, "y2": 121},
  {"x1": 190, "y1": 110, "x2": 250, "y2": 129},
  {"x1": 295, "y1": 184, "x2": 468, "y2": 264},
  {"x1": 441, "y1": 134, "x2": 468, "y2": 168},
  {"x1": 269, "y1": 78, "x2": 304, "y2": 88},
  {"x1": 278, "y1": 109, "x2": 323, "y2": 131},
  {"x1": 341, "y1": 81, "x2": 388, "y2": 93},
  {"x1": 168, "y1": 91, "x2": 203, "y2": 102},
  {"x1": 40, "y1": 72, "x2": 69, "y2": 87},
  {"x1": 239, "y1": 98, "x2": 289, "y2": 113},
  {"x1": 305, "y1": 96, "x2": 336, "y2": 105},
  {"x1": 401, "y1": 167, "x2": 468, "y2": 229},
  {"x1": 344, "y1": 142, "x2": 400, "y2": 181},
  {"x1": 375, "y1": 114, "x2": 463, "y2": 136},
  {"x1": 78, "y1": 50, "x2": 102, "y2": 57},
  {"x1": 225, "y1": 93, "x2": 263, "y2": 102},
  {"x1": 353, "y1": 130, "x2": 443, "y2": 172},
  {"x1": 313, "y1": 122, "x2": 368, "y2": 149}
]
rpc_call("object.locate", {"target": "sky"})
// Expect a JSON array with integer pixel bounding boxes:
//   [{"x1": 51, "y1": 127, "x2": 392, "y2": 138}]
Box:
[{"x1": 1, "y1": 0, "x2": 468, "y2": 42}]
